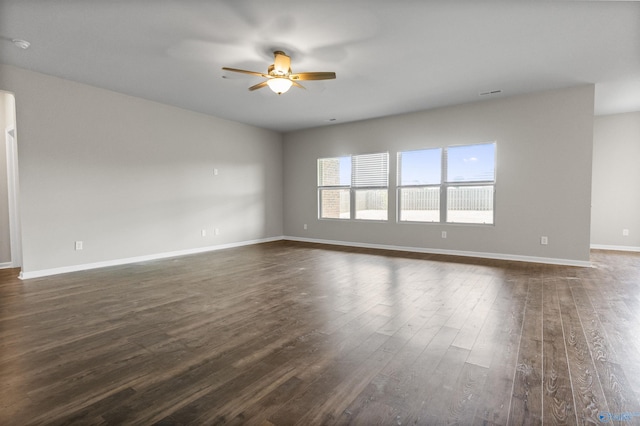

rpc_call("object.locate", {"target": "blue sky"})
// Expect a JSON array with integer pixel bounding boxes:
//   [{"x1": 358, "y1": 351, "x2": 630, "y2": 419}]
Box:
[
  {"x1": 399, "y1": 149, "x2": 441, "y2": 185},
  {"x1": 330, "y1": 143, "x2": 495, "y2": 186},
  {"x1": 400, "y1": 143, "x2": 495, "y2": 185},
  {"x1": 447, "y1": 143, "x2": 495, "y2": 182},
  {"x1": 339, "y1": 156, "x2": 351, "y2": 185}
]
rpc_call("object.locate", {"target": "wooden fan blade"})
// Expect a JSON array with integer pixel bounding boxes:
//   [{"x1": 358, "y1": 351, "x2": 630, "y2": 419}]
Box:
[
  {"x1": 273, "y1": 51, "x2": 291, "y2": 75},
  {"x1": 292, "y1": 81, "x2": 306, "y2": 90},
  {"x1": 290, "y1": 72, "x2": 336, "y2": 81},
  {"x1": 222, "y1": 67, "x2": 270, "y2": 79},
  {"x1": 248, "y1": 81, "x2": 269, "y2": 91}
]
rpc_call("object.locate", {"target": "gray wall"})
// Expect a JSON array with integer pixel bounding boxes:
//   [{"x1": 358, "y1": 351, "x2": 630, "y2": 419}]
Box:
[
  {"x1": 0, "y1": 64, "x2": 283, "y2": 274},
  {"x1": 283, "y1": 85, "x2": 595, "y2": 263},
  {"x1": 0, "y1": 62, "x2": 603, "y2": 272},
  {"x1": 591, "y1": 112, "x2": 640, "y2": 250}
]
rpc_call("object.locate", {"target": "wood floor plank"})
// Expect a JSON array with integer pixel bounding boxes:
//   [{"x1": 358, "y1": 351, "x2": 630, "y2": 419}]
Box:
[
  {"x1": 557, "y1": 278, "x2": 609, "y2": 425},
  {"x1": 581, "y1": 267, "x2": 640, "y2": 404},
  {"x1": 1, "y1": 243, "x2": 640, "y2": 424},
  {"x1": 473, "y1": 276, "x2": 529, "y2": 425},
  {"x1": 296, "y1": 333, "x2": 408, "y2": 425},
  {"x1": 509, "y1": 277, "x2": 543, "y2": 425},
  {"x1": 381, "y1": 325, "x2": 461, "y2": 424},
  {"x1": 452, "y1": 276, "x2": 501, "y2": 350},
  {"x1": 567, "y1": 278, "x2": 640, "y2": 419},
  {"x1": 541, "y1": 278, "x2": 576, "y2": 425},
  {"x1": 450, "y1": 361, "x2": 490, "y2": 425},
  {"x1": 266, "y1": 332, "x2": 391, "y2": 425},
  {"x1": 409, "y1": 345, "x2": 472, "y2": 424},
  {"x1": 337, "y1": 310, "x2": 452, "y2": 424}
]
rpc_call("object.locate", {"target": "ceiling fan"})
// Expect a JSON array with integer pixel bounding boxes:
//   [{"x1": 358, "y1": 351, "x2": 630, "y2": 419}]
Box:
[{"x1": 222, "y1": 51, "x2": 336, "y2": 95}]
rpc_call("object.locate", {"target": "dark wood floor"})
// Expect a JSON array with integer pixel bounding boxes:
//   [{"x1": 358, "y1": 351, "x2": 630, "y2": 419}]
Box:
[{"x1": 1, "y1": 241, "x2": 640, "y2": 425}]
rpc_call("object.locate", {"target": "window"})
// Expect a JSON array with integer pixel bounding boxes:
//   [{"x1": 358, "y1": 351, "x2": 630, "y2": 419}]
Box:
[
  {"x1": 318, "y1": 156, "x2": 351, "y2": 219},
  {"x1": 397, "y1": 148, "x2": 442, "y2": 222},
  {"x1": 353, "y1": 153, "x2": 389, "y2": 220},
  {"x1": 318, "y1": 152, "x2": 389, "y2": 220},
  {"x1": 445, "y1": 143, "x2": 495, "y2": 224},
  {"x1": 397, "y1": 142, "x2": 496, "y2": 224}
]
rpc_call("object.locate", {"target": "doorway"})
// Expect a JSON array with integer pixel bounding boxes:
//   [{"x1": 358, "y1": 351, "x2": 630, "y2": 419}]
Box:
[{"x1": 1, "y1": 91, "x2": 21, "y2": 269}]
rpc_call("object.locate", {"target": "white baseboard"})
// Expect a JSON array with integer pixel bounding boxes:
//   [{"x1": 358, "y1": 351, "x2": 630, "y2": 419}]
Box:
[
  {"x1": 591, "y1": 244, "x2": 640, "y2": 253},
  {"x1": 284, "y1": 236, "x2": 593, "y2": 268},
  {"x1": 19, "y1": 236, "x2": 284, "y2": 280},
  {"x1": 0, "y1": 262, "x2": 14, "y2": 270},
  {"x1": 18, "y1": 234, "x2": 597, "y2": 280}
]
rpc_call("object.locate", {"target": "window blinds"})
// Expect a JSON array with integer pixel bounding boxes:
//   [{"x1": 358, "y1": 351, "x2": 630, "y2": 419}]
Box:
[{"x1": 352, "y1": 152, "x2": 388, "y2": 187}]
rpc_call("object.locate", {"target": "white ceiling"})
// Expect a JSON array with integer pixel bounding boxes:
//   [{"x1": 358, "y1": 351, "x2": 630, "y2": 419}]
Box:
[{"x1": 1, "y1": 1, "x2": 639, "y2": 132}]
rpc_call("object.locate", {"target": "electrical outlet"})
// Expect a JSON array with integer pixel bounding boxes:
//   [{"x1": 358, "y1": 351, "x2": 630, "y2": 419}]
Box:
[
  {"x1": 213, "y1": 168, "x2": 219, "y2": 176},
  {"x1": 441, "y1": 231, "x2": 447, "y2": 239},
  {"x1": 623, "y1": 229, "x2": 629, "y2": 237},
  {"x1": 214, "y1": 228, "x2": 219, "y2": 235},
  {"x1": 303, "y1": 224, "x2": 308, "y2": 230},
  {"x1": 541, "y1": 236, "x2": 548, "y2": 245},
  {"x1": 75, "y1": 241, "x2": 83, "y2": 250},
  {"x1": 201, "y1": 229, "x2": 207, "y2": 237}
]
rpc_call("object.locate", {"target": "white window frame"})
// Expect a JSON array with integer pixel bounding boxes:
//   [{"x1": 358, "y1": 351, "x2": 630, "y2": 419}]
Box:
[
  {"x1": 318, "y1": 152, "x2": 389, "y2": 221},
  {"x1": 317, "y1": 156, "x2": 351, "y2": 220},
  {"x1": 397, "y1": 142, "x2": 496, "y2": 225},
  {"x1": 443, "y1": 142, "x2": 496, "y2": 225},
  {"x1": 397, "y1": 148, "x2": 442, "y2": 223}
]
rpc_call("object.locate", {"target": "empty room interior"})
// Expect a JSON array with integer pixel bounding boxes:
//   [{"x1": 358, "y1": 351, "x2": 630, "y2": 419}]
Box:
[{"x1": 1, "y1": 1, "x2": 640, "y2": 424}]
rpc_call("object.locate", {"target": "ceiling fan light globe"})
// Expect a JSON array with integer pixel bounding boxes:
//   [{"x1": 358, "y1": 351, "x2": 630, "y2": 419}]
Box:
[{"x1": 267, "y1": 78, "x2": 293, "y2": 94}]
